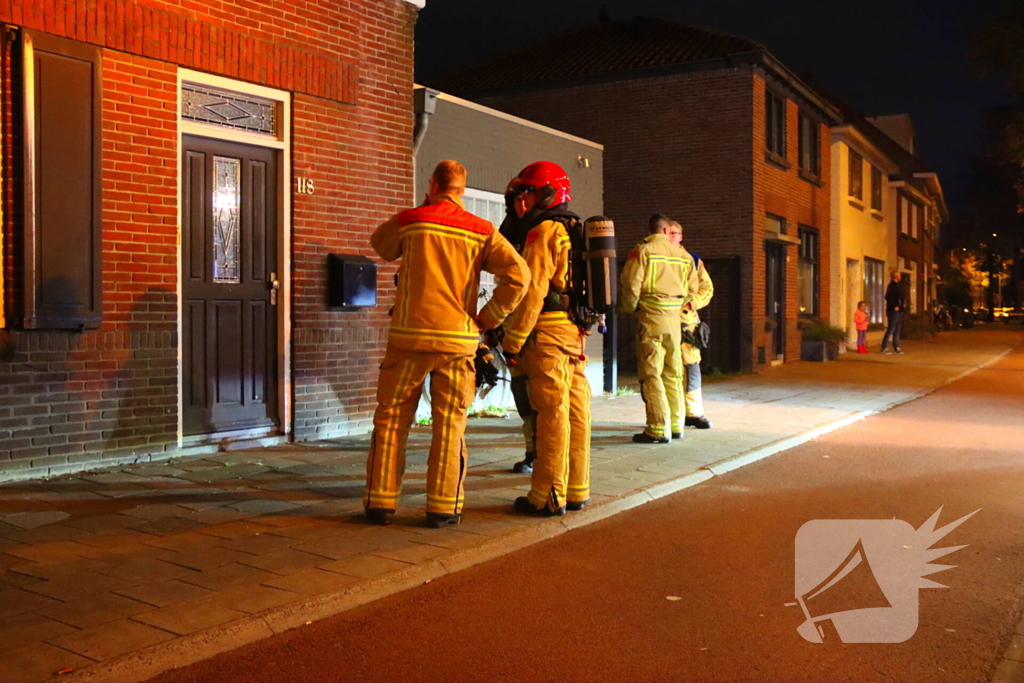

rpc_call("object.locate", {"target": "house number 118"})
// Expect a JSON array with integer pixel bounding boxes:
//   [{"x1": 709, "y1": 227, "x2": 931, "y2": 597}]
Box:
[{"x1": 296, "y1": 177, "x2": 315, "y2": 195}]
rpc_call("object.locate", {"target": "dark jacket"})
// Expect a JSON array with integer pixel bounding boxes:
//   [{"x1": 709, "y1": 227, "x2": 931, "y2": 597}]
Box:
[{"x1": 885, "y1": 280, "x2": 905, "y2": 314}]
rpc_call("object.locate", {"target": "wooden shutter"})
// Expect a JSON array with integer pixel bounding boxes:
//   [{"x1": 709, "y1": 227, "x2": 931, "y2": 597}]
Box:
[{"x1": 22, "y1": 30, "x2": 102, "y2": 330}]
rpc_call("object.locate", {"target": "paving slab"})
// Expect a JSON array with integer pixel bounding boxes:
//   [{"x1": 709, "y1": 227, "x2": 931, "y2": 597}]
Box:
[
  {"x1": 0, "y1": 642, "x2": 95, "y2": 683},
  {"x1": 131, "y1": 601, "x2": 245, "y2": 636},
  {"x1": 47, "y1": 619, "x2": 174, "y2": 662},
  {"x1": 0, "y1": 329, "x2": 1017, "y2": 683}
]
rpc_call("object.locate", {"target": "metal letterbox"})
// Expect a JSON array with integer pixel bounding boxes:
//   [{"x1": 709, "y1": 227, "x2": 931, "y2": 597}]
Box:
[{"x1": 327, "y1": 254, "x2": 377, "y2": 308}]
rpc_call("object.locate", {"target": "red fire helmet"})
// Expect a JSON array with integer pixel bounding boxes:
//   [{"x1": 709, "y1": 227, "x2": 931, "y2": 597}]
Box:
[{"x1": 505, "y1": 161, "x2": 572, "y2": 209}]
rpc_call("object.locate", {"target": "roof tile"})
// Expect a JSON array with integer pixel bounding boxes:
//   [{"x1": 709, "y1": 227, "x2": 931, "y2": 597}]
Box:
[{"x1": 428, "y1": 16, "x2": 763, "y2": 95}]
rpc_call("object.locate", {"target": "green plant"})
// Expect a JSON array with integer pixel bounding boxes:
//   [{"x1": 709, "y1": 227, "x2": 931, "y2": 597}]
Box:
[
  {"x1": 615, "y1": 384, "x2": 639, "y2": 396},
  {"x1": 800, "y1": 321, "x2": 846, "y2": 343},
  {"x1": 469, "y1": 406, "x2": 508, "y2": 418},
  {"x1": 416, "y1": 417, "x2": 433, "y2": 426}
]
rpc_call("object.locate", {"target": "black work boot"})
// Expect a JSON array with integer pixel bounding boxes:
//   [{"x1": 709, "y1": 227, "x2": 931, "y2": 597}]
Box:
[
  {"x1": 425, "y1": 512, "x2": 461, "y2": 529},
  {"x1": 632, "y1": 432, "x2": 669, "y2": 444},
  {"x1": 671, "y1": 432, "x2": 682, "y2": 440},
  {"x1": 685, "y1": 416, "x2": 713, "y2": 429},
  {"x1": 512, "y1": 452, "x2": 536, "y2": 474},
  {"x1": 513, "y1": 496, "x2": 565, "y2": 517},
  {"x1": 566, "y1": 499, "x2": 589, "y2": 512},
  {"x1": 365, "y1": 507, "x2": 394, "y2": 526}
]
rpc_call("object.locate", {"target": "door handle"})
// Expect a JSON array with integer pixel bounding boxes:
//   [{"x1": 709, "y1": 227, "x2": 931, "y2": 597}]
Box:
[{"x1": 269, "y1": 272, "x2": 280, "y2": 305}]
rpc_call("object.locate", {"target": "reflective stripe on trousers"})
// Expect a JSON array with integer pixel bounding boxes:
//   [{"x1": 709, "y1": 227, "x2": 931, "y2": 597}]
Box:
[
  {"x1": 364, "y1": 344, "x2": 474, "y2": 515},
  {"x1": 637, "y1": 320, "x2": 683, "y2": 437},
  {"x1": 520, "y1": 324, "x2": 591, "y2": 510}
]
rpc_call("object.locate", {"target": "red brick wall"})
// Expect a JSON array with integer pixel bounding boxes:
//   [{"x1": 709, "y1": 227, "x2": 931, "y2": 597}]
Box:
[
  {"x1": 752, "y1": 72, "x2": 832, "y2": 365},
  {"x1": 0, "y1": 0, "x2": 416, "y2": 478},
  {"x1": 477, "y1": 65, "x2": 831, "y2": 372}
]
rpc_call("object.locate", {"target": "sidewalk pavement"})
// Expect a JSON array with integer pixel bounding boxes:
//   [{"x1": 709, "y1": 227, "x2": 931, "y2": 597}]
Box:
[{"x1": 0, "y1": 329, "x2": 1019, "y2": 683}]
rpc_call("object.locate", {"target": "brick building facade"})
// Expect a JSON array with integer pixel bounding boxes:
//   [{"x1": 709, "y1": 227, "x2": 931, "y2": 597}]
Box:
[
  {"x1": 0, "y1": 0, "x2": 422, "y2": 481},
  {"x1": 430, "y1": 17, "x2": 840, "y2": 373}
]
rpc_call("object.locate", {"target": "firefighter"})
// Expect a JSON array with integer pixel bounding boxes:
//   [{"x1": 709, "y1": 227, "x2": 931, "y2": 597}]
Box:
[
  {"x1": 618, "y1": 214, "x2": 701, "y2": 443},
  {"x1": 364, "y1": 160, "x2": 530, "y2": 528},
  {"x1": 497, "y1": 204, "x2": 539, "y2": 474},
  {"x1": 670, "y1": 221, "x2": 714, "y2": 430},
  {"x1": 501, "y1": 161, "x2": 591, "y2": 516}
]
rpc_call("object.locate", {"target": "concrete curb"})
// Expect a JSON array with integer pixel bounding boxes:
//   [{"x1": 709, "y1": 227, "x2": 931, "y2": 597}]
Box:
[
  {"x1": 51, "y1": 346, "x2": 1015, "y2": 683},
  {"x1": 705, "y1": 411, "x2": 874, "y2": 475}
]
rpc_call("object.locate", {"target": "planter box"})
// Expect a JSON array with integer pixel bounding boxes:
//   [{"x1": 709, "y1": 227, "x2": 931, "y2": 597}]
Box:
[{"x1": 801, "y1": 341, "x2": 828, "y2": 362}]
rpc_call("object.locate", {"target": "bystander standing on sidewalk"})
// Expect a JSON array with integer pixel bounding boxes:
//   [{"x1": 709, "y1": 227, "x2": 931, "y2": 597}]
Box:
[
  {"x1": 854, "y1": 301, "x2": 870, "y2": 354},
  {"x1": 881, "y1": 271, "x2": 905, "y2": 355}
]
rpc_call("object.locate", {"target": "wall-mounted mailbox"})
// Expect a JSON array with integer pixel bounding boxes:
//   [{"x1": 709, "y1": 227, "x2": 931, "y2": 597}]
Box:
[{"x1": 327, "y1": 254, "x2": 377, "y2": 308}]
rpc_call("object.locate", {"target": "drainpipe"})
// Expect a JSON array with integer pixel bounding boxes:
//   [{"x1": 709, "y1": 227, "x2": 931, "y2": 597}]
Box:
[{"x1": 413, "y1": 87, "x2": 437, "y2": 159}]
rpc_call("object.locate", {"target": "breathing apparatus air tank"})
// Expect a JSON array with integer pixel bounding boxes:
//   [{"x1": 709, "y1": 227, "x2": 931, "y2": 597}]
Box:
[{"x1": 583, "y1": 215, "x2": 616, "y2": 316}]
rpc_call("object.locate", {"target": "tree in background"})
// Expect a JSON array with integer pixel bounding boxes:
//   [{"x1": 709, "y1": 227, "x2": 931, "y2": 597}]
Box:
[{"x1": 968, "y1": 4, "x2": 1024, "y2": 313}]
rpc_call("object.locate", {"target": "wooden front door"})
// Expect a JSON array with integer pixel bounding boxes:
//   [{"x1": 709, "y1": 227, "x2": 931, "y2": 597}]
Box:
[
  {"x1": 766, "y1": 243, "x2": 786, "y2": 359},
  {"x1": 182, "y1": 135, "x2": 279, "y2": 436}
]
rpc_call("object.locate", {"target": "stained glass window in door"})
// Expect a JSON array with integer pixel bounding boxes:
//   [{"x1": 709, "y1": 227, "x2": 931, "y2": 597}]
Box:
[{"x1": 212, "y1": 156, "x2": 241, "y2": 283}]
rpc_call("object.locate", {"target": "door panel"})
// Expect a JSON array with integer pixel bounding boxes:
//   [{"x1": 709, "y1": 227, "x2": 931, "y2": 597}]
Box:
[
  {"x1": 182, "y1": 135, "x2": 278, "y2": 435},
  {"x1": 766, "y1": 243, "x2": 786, "y2": 359},
  {"x1": 699, "y1": 256, "x2": 742, "y2": 374}
]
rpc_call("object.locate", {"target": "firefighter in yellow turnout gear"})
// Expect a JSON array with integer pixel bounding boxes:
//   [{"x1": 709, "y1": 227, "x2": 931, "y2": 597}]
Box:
[
  {"x1": 501, "y1": 162, "x2": 591, "y2": 517},
  {"x1": 668, "y1": 220, "x2": 714, "y2": 429},
  {"x1": 618, "y1": 214, "x2": 705, "y2": 443},
  {"x1": 364, "y1": 161, "x2": 529, "y2": 528},
  {"x1": 680, "y1": 253, "x2": 714, "y2": 428}
]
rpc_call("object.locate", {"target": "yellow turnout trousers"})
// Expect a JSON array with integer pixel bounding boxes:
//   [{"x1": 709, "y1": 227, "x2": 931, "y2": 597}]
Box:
[
  {"x1": 364, "y1": 344, "x2": 475, "y2": 515},
  {"x1": 681, "y1": 318, "x2": 704, "y2": 418},
  {"x1": 637, "y1": 314, "x2": 684, "y2": 438},
  {"x1": 519, "y1": 314, "x2": 591, "y2": 511}
]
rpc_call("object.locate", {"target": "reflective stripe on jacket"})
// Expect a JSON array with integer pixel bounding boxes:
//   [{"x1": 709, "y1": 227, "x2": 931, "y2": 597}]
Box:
[{"x1": 371, "y1": 195, "x2": 530, "y2": 355}]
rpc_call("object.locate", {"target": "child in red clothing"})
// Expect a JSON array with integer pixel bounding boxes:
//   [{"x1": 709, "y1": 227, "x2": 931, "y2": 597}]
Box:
[{"x1": 854, "y1": 301, "x2": 869, "y2": 353}]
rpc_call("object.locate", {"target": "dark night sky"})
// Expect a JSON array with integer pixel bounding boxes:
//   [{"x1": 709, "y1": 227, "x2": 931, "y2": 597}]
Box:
[{"x1": 415, "y1": 0, "x2": 1012, "y2": 213}]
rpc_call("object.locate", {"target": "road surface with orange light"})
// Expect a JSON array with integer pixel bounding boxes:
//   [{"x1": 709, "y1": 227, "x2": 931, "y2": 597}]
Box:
[{"x1": 151, "y1": 344, "x2": 1024, "y2": 683}]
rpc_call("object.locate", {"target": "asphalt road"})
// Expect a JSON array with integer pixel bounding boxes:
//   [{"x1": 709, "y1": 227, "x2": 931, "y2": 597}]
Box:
[{"x1": 152, "y1": 343, "x2": 1024, "y2": 683}]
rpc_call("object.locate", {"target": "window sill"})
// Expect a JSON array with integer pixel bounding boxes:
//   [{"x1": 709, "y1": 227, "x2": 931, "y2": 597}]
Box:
[
  {"x1": 848, "y1": 198, "x2": 865, "y2": 211},
  {"x1": 799, "y1": 169, "x2": 824, "y2": 187},
  {"x1": 765, "y1": 152, "x2": 790, "y2": 171},
  {"x1": 871, "y1": 211, "x2": 884, "y2": 222}
]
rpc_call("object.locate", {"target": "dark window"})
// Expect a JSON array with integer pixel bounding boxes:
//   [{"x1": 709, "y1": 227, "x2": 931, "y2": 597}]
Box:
[
  {"x1": 848, "y1": 151, "x2": 863, "y2": 200},
  {"x1": 765, "y1": 213, "x2": 786, "y2": 236},
  {"x1": 871, "y1": 166, "x2": 883, "y2": 211},
  {"x1": 798, "y1": 113, "x2": 821, "y2": 177},
  {"x1": 20, "y1": 30, "x2": 103, "y2": 329},
  {"x1": 765, "y1": 89, "x2": 787, "y2": 159},
  {"x1": 798, "y1": 227, "x2": 819, "y2": 316},
  {"x1": 864, "y1": 257, "x2": 885, "y2": 324},
  {"x1": 897, "y1": 193, "x2": 906, "y2": 234}
]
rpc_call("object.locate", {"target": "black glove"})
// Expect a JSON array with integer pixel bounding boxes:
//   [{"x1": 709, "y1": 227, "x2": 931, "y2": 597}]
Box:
[
  {"x1": 474, "y1": 345, "x2": 500, "y2": 388},
  {"x1": 482, "y1": 327, "x2": 504, "y2": 349}
]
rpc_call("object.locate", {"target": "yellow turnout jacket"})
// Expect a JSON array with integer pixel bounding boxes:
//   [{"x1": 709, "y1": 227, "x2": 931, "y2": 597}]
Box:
[
  {"x1": 371, "y1": 195, "x2": 530, "y2": 355},
  {"x1": 502, "y1": 219, "x2": 576, "y2": 355},
  {"x1": 617, "y1": 233, "x2": 702, "y2": 325}
]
